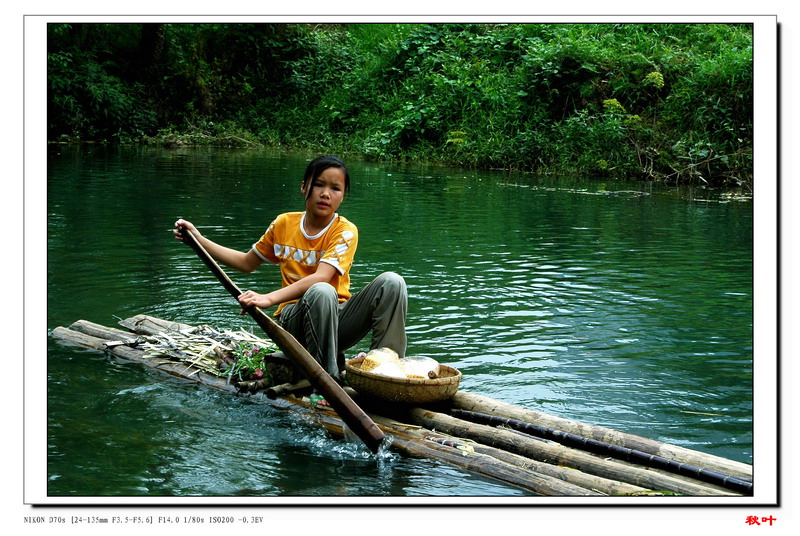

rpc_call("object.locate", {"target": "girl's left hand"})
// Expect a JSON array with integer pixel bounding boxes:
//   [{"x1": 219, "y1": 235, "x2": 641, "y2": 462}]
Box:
[{"x1": 237, "y1": 290, "x2": 272, "y2": 313}]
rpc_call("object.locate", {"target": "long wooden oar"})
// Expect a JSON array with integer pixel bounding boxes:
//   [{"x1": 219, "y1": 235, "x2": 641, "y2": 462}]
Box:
[{"x1": 180, "y1": 227, "x2": 385, "y2": 453}]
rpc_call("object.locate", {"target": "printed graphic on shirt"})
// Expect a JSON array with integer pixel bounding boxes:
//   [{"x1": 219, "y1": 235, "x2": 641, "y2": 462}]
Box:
[
  {"x1": 324, "y1": 229, "x2": 356, "y2": 273},
  {"x1": 272, "y1": 244, "x2": 320, "y2": 268}
]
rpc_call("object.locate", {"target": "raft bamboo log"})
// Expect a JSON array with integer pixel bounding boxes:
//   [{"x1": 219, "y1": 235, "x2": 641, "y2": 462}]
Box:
[
  {"x1": 453, "y1": 408, "x2": 752, "y2": 494},
  {"x1": 450, "y1": 390, "x2": 752, "y2": 480},
  {"x1": 405, "y1": 423, "x2": 652, "y2": 496},
  {"x1": 406, "y1": 407, "x2": 738, "y2": 496},
  {"x1": 378, "y1": 427, "x2": 602, "y2": 496},
  {"x1": 68, "y1": 319, "x2": 143, "y2": 343},
  {"x1": 179, "y1": 227, "x2": 385, "y2": 454},
  {"x1": 464, "y1": 440, "x2": 650, "y2": 496},
  {"x1": 267, "y1": 379, "x2": 313, "y2": 399},
  {"x1": 298, "y1": 404, "x2": 604, "y2": 497},
  {"x1": 117, "y1": 315, "x2": 193, "y2": 336},
  {"x1": 52, "y1": 326, "x2": 109, "y2": 349},
  {"x1": 236, "y1": 377, "x2": 274, "y2": 393},
  {"x1": 52, "y1": 326, "x2": 233, "y2": 387}
]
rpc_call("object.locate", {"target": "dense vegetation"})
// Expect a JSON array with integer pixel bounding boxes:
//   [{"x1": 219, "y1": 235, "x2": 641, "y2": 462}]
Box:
[{"x1": 48, "y1": 23, "x2": 753, "y2": 188}]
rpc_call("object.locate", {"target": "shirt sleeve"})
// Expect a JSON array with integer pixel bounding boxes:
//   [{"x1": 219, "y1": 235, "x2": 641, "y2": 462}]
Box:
[
  {"x1": 252, "y1": 217, "x2": 280, "y2": 263},
  {"x1": 319, "y1": 220, "x2": 358, "y2": 275}
]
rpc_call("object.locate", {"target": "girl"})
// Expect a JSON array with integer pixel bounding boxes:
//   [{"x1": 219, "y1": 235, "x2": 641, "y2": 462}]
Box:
[{"x1": 174, "y1": 155, "x2": 407, "y2": 382}]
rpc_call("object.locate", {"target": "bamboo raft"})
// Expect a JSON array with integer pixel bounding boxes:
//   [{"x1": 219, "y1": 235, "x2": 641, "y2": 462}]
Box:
[{"x1": 51, "y1": 314, "x2": 753, "y2": 497}]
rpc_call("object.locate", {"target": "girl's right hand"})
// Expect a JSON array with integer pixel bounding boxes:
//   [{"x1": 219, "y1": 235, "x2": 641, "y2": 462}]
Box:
[
  {"x1": 237, "y1": 289, "x2": 274, "y2": 313},
  {"x1": 174, "y1": 219, "x2": 198, "y2": 242}
]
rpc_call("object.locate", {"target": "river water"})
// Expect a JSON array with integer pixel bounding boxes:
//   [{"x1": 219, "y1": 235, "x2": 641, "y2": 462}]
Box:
[{"x1": 44, "y1": 145, "x2": 753, "y2": 499}]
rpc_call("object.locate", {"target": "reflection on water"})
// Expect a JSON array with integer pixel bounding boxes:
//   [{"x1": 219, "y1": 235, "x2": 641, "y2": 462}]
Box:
[{"x1": 45, "y1": 146, "x2": 753, "y2": 496}]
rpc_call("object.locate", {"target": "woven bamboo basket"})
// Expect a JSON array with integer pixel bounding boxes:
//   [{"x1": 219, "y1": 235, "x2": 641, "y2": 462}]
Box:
[{"x1": 344, "y1": 356, "x2": 462, "y2": 404}]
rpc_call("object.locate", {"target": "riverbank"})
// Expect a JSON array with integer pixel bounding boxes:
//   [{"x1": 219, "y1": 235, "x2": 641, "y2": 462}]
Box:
[
  {"x1": 48, "y1": 23, "x2": 753, "y2": 189},
  {"x1": 48, "y1": 136, "x2": 754, "y2": 200}
]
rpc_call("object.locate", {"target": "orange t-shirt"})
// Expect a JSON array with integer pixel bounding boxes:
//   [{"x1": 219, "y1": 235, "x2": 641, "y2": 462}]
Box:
[{"x1": 252, "y1": 212, "x2": 358, "y2": 315}]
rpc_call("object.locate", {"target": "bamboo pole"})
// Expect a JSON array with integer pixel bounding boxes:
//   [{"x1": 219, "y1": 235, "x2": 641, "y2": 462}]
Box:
[
  {"x1": 52, "y1": 326, "x2": 108, "y2": 349},
  {"x1": 117, "y1": 315, "x2": 193, "y2": 336},
  {"x1": 377, "y1": 425, "x2": 603, "y2": 496},
  {"x1": 236, "y1": 377, "x2": 274, "y2": 393},
  {"x1": 451, "y1": 391, "x2": 752, "y2": 479},
  {"x1": 464, "y1": 441, "x2": 651, "y2": 496},
  {"x1": 267, "y1": 379, "x2": 312, "y2": 399},
  {"x1": 452, "y1": 408, "x2": 752, "y2": 494},
  {"x1": 405, "y1": 407, "x2": 738, "y2": 496},
  {"x1": 68, "y1": 319, "x2": 143, "y2": 343}
]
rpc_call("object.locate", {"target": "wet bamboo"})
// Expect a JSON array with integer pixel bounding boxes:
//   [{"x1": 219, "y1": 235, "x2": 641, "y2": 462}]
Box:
[
  {"x1": 267, "y1": 379, "x2": 312, "y2": 399},
  {"x1": 377, "y1": 424, "x2": 603, "y2": 496},
  {"x1": 51, "y1": 326, "x2": 107, "y2": 349},
  {"x1": 68, "y1": 319, "x2": 142, "y2": 343},
  {"x1": 236, "y1": 377, "x2": 274, "y2": 393},
  {"x1": 465, "y1": 441, "x2": 650, "y2": 496},
  {"x1": 117, "y1": 314, "x2": 193, "y2": 336},
  {"x1": 406, "y1": 407, "x2": 738, "y2": 496},
  {"x1": 53, "y1": 326, "x2": 148, "y2": 365},
  {"x1": 453, "y1": 408, "x2": 752, "y2": 494},
  {"x1": 451, "y1": 391, "x2": 752, "y2": 480}
]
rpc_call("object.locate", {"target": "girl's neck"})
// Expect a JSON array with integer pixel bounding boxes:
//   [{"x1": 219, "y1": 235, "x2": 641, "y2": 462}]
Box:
[{"x1": 302, "y1": 211, "x2": 337, "y2": 237}]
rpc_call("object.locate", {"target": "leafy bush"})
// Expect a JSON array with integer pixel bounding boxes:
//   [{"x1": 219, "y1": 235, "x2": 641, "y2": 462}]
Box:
[{"x1": 48, "y1": 49, "x2": 157, "y2": 141}]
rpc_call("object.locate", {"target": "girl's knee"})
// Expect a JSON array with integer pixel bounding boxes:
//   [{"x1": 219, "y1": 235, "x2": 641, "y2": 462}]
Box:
[
  {"x1": 377, "y1": 271, "x2": 407, "y2": 296},
  {"x1": 305, "y1": 282, "x2": 338, "y2": 304},
  {"x1": 378, "y1": 271, "x2": 405, "y2": 286}
]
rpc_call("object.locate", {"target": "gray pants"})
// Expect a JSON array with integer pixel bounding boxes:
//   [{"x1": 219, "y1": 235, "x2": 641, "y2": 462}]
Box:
[{"x1": 277, "y1": 272, "x2": 408, "y2": 380}]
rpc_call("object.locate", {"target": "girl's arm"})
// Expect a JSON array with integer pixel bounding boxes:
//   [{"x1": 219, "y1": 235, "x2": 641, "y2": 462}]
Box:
[
  {"x1": 174, "y1": 219, "x2": 263, "y2": 273},
  {"x1": 237, "y1": 262, "x2": 339, "y2": 310}
]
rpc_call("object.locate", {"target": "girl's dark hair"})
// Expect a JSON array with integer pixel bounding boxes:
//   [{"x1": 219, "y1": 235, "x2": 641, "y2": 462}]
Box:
[{"x1": 302, "y1": 155, "x2": 351, "y2": 199}]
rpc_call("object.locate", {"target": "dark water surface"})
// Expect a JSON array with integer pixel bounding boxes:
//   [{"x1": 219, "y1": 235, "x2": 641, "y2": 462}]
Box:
[{"x1": 45, "y1": 145, "x2": 753, "y2": 497}]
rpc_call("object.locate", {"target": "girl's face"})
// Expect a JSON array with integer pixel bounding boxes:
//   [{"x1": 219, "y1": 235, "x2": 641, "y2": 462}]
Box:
[{"x1": 301, "y1": 166, "x2": 346, "y2": 222}]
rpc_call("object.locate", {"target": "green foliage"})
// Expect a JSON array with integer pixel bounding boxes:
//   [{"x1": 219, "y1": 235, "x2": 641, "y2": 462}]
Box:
[
  {"x1": 47, "y1": 22, "x2": 753, "y2": 187},
  {"x1": 226, "y1": 342, "x2": 275, "y2": 383},
  {"x1": 48, "y1": 48, "x2": 158, "y2": 141}
]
